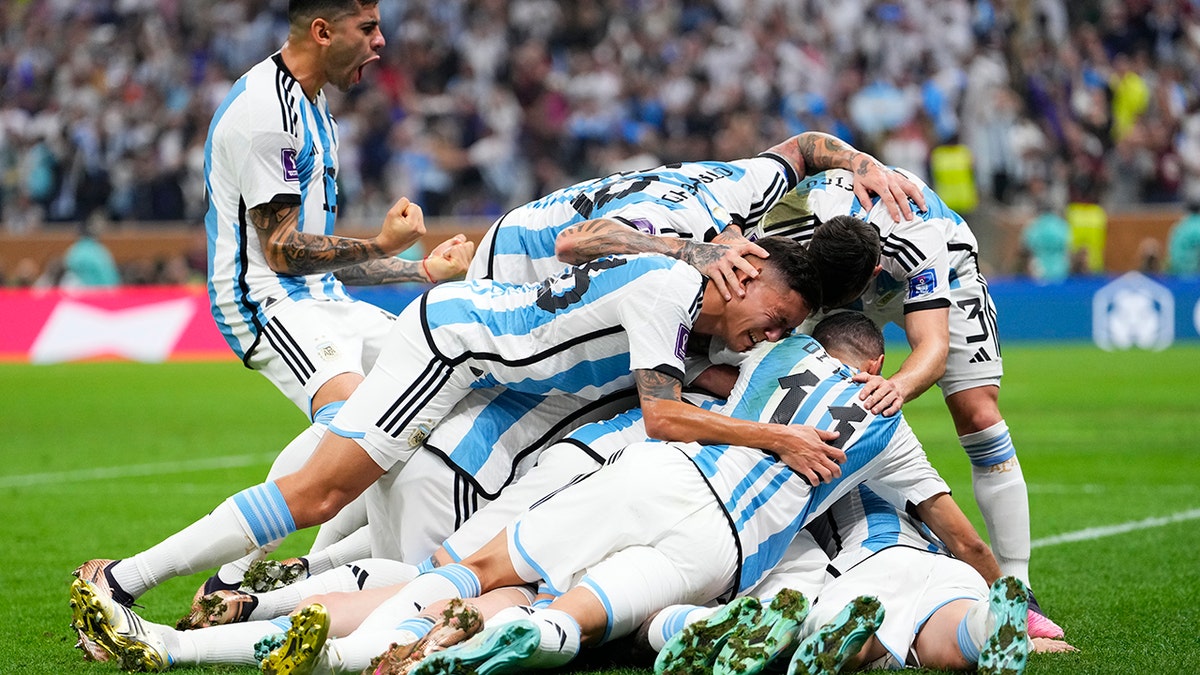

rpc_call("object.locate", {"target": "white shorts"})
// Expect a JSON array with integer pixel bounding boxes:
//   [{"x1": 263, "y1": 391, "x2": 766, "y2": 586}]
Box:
[
  {"x1": 804, "y1": 546, "x2": 986, "y2": 668},
  {"x1": 328, "y1": 301, "x2": 479, "y2": 471},
  {"x1": 743, "y1": 529, "x2": 829, "y2": 602},
  {"x1": 247, "y1": 298, "x2": 395, "y2": 414},
  {"x1": 440, "y1": 404, "x2": 649, "y2": 561},
  {"x1": 365, "y1": 449, "x2": 489, "y2": 564},
  {"x1": 507, "y1": 442, "x2": 737, "y2": 615},
  {"x1": 934, "y1": 273, "x2": 1003, "y2": 397}
]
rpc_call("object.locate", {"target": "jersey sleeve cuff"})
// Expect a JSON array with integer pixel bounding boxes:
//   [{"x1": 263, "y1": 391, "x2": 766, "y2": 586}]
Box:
[{"x1": 902, "y1": 298, "x2": 951, "y2": 314}]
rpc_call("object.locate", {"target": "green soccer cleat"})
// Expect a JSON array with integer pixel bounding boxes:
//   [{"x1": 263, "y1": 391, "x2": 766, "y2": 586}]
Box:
[
  {"x1": 69, "y1": 578, "x2": 172, "y2": 672},
  {"x1": 655, "y1": 596, "x2": 764, "y2": 675},
  {"x1": 408, "y1": 619, "x2": 541, "y2": 675},
  {"x1": 714, "y1": 588, "x2": 812, "y2": 675},
  {"x1": 977, "y1": 576, "x2": 1030, "y2": 675},
  {"x1": 786, "y1": 595, "x2": 883, "y2": 675},
  {"x1": 260, "y1": 603, "x2": 330, "y2": 675}
]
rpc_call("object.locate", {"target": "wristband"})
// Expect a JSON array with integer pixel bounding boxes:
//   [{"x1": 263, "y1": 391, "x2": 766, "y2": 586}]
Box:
[{"x1": 421, "y1": 256, "x2": 433, "y2": 283}]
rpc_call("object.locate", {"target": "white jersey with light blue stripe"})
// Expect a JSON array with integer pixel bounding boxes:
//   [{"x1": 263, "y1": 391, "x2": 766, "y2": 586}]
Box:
[
  {"x1": 676, "y1": 335, "x2": 945, "y2": 593},
  {"x1": 747, "y1": 167, "x2": 980, "y2": 322},
  {"x1": 206, "y1": 53, "x2": 350, "y2": 361},
  {"x1": 808, "y1": 484, "x2": 948, "y2": 577},
  {"x1": 424, "y1": 253, "x2": 703, "y2": 398},
  {"x1": 470, "y1": 155, "x2": 798, "y2": 283}
]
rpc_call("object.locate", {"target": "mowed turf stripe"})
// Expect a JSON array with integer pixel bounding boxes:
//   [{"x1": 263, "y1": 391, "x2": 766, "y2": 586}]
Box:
[
  {"x1": 0, "y1": 452, "x2": 279, "y2": 488},
  {"x1": 1032, "y1": 508, "x2": 1200, "y2": 548}
]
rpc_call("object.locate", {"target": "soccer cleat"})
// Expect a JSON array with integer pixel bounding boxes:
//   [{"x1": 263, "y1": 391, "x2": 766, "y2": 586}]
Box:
[
  {"x1": 714, "y1": 588, "x2": 811, "y2": 675},
  {"x1": 176, "y1": 589, "x2": 260, "y2": 630},
  {"x1": 243, "y1": 558, "x2": 309, "y2": 593},
  {"x1": 655, "y1": 596, "x2": 763, "y2": 674},
  {"x1": 260, "y1": 603, "x2": 331, "y2": 675},
  {"x1": 254, "y1": 633, "x2": 288, "y2": 664},
  {"x1": 786, "y1": 595, "x2": 883, "y2": 675},
  {"x1": 407, "y1": 619, "x2": 541, "y2": 675},
  {"x1": 977, "y1": 576, "x2": 1030, "y2": 675},
  {"x1": 73, "y1": 559, "x2": 137, "y2": 607},
  {"x1": 364, "y1": 598, "x2": 485, "y2": 675},
  {"x1": 1024, "y1": 591, "x2": 1064, "y2": 640},
  {"x1": 70, "y1": 578, "x2": 172, "y2": 672}
]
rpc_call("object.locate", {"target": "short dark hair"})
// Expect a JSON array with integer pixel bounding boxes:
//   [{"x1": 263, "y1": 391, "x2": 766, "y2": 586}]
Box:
[
  {"x1": 755, "y1": 235, "x2": 823, "y2": 313},
  {"x1": 811, "y1": 311, "x2": 885, "y2": 363},
  {"x1": 806, "y1": 215, "x2": 882, "y2": 310},
  {"x1": 289, "y1": 0, "x2": 375, "y2": 26}
]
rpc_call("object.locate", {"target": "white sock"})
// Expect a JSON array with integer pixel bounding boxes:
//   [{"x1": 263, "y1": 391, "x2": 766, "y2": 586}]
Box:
[
  {"x1": 175, "y1": 620, "x2": 285, "y2": 666},
  {"x1": 355, "y1": 564, "x2": 480, "y2": 632},
  {"x1": 962, "y1": 421, "x2": 1032, "y2": 585},
  {"x1": 522, "y1": 608, "x2": 581, "y2": 669},
  {"x1": 305, "y1": 525, "x2": 373, "y2": 576},
  {"x1": 111, "y1": 483, "x2": 293, "y2": 599},
  {"x1": 646, "y1": 605, "x2": 717, "y2": 652},
  {"x1": 250, "y1": 559, "x2": 419, "y2": 621},
  {"x1": 204, "y1": 423, "x2": 327, "y2": 587}
]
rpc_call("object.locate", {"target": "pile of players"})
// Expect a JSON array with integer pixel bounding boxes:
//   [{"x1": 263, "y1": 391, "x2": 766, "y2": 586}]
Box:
[{"x1": 68, "y1": 2, "x2": 1076, "y2": 674}]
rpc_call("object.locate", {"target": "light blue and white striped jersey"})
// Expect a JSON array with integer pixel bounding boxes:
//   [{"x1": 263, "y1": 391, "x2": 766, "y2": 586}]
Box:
[
  {"x1": 206, "y1": 53, "x2": 349, "y2": 360},
  {"x1": 807, "y1": 484, "x2": 948, "y2": 577},
  {"x1": 747, "y1": 168, "x2": 980, "y2": 323},
  {"x1": 469, "y1": 155, "x2": 798, "y2": 283},
  {"x1": 677, "y1": 334, "x2": 946, "y2": 593},
  {"x1": 424, "y1": 253, "x2": 704, "y2": 399}
]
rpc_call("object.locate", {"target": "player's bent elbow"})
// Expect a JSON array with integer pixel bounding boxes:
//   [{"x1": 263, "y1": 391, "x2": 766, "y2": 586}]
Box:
[{"x1": 554, "y1": 231, "x2": 583, "y2": 264}]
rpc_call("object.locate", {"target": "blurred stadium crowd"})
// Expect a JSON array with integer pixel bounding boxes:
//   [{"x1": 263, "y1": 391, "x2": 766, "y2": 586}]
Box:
[{"x1": 2, "y1": 0, "x2": 1200, "y2": 275}]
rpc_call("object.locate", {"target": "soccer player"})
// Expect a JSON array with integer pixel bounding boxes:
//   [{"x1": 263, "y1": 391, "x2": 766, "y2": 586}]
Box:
[
  {"x1": 748, "y1": 166, "x2": 1064, "y2": 638},
  {"x1": 468, "y1": 130, "x2": 924, "y2": 302},
  {"x1": 190, "y1": 0, "x2": 476, "y2": 595},
  {"x1": 72, "y1": 238, "x2": 847, "y2": 627},
  {"x1": 248, "y1": 312, "x2": 978, "y2": 675}
]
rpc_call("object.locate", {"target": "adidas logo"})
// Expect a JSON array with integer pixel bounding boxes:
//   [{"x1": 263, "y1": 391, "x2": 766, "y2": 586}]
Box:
[{"x1": 969, "y1": 348, "x2": 991, "y2": 363}]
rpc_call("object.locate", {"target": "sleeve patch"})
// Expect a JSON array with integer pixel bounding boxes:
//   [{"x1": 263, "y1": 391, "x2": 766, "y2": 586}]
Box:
[
  {"x1": 281, "y1": 149, "x2": 299, "y2": 182},
  {"x1": 675, "y1": 324, "x2": 691, "y2": 362},
  {"x1": 907, "y1": 270, "x2": 937, "y2": 299}
]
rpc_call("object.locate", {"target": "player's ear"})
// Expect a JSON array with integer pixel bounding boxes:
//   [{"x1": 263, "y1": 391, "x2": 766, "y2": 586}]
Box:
[
  {"x1": 864, "y1": 353, "x2": 885, "y2": 376},
  {"x1": 872, "y1": 264, "x2": 882, "y2": 278},
  {"x1": 311, "y1": 18, "x2": 332, "y2": 44}
]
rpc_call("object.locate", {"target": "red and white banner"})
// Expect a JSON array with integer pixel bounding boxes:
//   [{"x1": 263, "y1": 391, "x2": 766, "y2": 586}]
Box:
[{"x1": 0, "y1": 287, "x2": 234, "y2": 363}]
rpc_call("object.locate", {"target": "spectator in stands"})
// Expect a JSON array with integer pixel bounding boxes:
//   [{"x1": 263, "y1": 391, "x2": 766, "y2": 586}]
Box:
[
  {"x1": 1168, "y1": 201, "x2": 1200, "y2": 277},
  {"x1": 60, "y1": 217, "x2": 120, "y2": 289},
  {"x1": 1020, "y1": 193, "x2": 1072, "y2": 283}
]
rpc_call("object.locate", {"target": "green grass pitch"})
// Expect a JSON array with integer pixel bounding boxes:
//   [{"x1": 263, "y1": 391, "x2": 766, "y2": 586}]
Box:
[{"x1": 2, "y1": 343, "x2": 1198, "y2": 674}]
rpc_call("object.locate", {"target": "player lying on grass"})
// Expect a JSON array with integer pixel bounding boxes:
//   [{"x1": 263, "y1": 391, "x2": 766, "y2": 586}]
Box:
[
  {"x1": 75, "y1": 238, "x2": 871, "y2": 618},
  {"x1": 753, "y1": 166, "x2": 1064, "y2": 639}
]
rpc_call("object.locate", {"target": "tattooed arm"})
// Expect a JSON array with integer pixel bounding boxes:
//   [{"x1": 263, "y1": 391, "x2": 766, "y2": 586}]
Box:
[
  {"x1": 556, "y1": 217, "x2": 767, "y2": 301},
  {"x1": 335, "y1": 234, "x2": 476, "y2": 286},
  {"x1": 635, "y1": 368, "x2": 845, "y2": 485},
  {"x1": 251, "y1": 196, "x2": 426, "y2": 276},
  {"x1": 765, "y1": 131, "x2": 927, "y2": 221}
]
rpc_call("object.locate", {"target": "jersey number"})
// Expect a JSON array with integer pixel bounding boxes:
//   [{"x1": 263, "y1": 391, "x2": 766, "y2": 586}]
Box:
[{"x1": 536, "y1": 257, "x2": 628, "y2": 313}]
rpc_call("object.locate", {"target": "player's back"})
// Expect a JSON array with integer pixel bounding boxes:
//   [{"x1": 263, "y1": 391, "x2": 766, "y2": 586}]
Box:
[
  {"x1": 677, "y1": 334, "x2": 909, "y2": 592},
  {"x1": 807, "y1": 484, "x2": 946, "y2": 577},
  {"x1": 205, "y1": 53, "x2": 349, "y2": 359},
  {"x1": 469, "y1": 156, "x2": 796, "y2": 284},
  {"x1": 425, "y1": 253, "x2": 704, "y2": 399}
]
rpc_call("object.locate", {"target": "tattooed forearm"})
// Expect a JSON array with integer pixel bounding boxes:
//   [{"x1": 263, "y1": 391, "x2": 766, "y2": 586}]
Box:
[
  {"x1": 334, "y1": 258, "x2": 427, "y2": 286},
  {"x1": 250, "y1": 202, "x2": 388, "y2": 276},
  {"x1": 635, "y1": 368, "x2": 683, "y2": 405},
  {"x1": 768, "y1": 131, "x2": 861, "y2": 178},
  {"x1": 558, "y1": 218, "x2": 679, "y2": 264}
]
